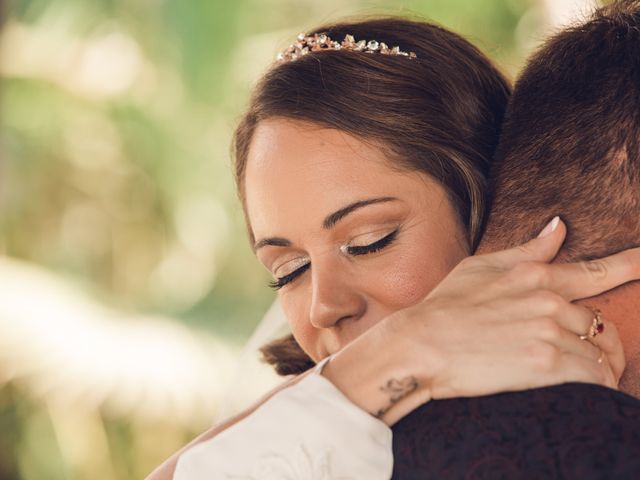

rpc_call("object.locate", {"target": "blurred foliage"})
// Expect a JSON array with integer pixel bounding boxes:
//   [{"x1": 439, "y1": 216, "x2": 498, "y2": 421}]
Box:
[
  {"x1": 0, "y1": 0, "x2": 538, "y2": 478},
  {"x1": 0, "y1": 0, "x2": 533, "y2": 338}
]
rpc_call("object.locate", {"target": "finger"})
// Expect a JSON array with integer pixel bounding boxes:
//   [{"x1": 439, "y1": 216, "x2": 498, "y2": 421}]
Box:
[
  {"x1": 586, "y1": 319, "x2": 626, "y2": 382},
  {"x1": 532, "y1": 295, "x2": 593, "y2": 336},
  {"x1": 540, "y1": 246, "x2": 640, "y2": 300},
  {"x1": 554, "y1": 352, "x2": 616, "y2": 389},
  {"x1": 596, "y1": 353, "x2": 619, "y2": 389},
  {"x1": 532, "y1": 301, "x2": 625, "y2": 382},
  {"x1": 487, "y1": 292, "x2": 592, "y2": 335},
  {"x1": 535, "y1": 323, "x2": 602, "y2": 363},
  {"x1": 478, "y1": 217, "x2": 566, "y2": 269}
]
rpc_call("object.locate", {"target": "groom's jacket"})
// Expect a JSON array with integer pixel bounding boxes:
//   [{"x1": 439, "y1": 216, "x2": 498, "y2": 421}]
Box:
[{"x1": 391, "y1": 383, "x2": 640, "y2": 479}]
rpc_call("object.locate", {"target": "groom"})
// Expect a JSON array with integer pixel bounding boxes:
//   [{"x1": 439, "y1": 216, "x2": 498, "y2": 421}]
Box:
[{"x1": 392, "y1": 0, "x2": 640, "y2": 477}]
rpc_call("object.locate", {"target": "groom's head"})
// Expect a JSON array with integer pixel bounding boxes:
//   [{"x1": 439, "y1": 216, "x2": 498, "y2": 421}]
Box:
[{"x1": 480, "y1": 0, "x2": 640, "y2": 259}]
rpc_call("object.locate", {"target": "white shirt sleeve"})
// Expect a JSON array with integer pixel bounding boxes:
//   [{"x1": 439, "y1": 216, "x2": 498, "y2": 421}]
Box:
[{"x1": 173, "y1": 357, "x2": 394, "y2": 479}]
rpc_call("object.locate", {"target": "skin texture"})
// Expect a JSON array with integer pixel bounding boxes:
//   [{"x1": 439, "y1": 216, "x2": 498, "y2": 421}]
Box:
[{"x1": 245, "y1": 117, "x2": 469, "y2": 362}]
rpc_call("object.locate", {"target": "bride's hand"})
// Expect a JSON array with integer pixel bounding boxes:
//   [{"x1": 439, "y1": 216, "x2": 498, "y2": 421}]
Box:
[{"x1": 390, "y1": 217, "x2": 635, "y2": 401}]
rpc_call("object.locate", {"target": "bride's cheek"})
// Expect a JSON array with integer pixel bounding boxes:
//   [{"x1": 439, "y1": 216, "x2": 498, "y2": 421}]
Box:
[
  {"x1": 290, "y1": 317, "x2": 312, "y2": 342},
  {"x1": 373, "y1": 256, "x2": 447, "y2": 308},
  {"x1": 281, "y1": 295, "x2": 317, "y2": 355},
  {"x1": 292, "y1": 323, "x2": 319, "y2": 360}
]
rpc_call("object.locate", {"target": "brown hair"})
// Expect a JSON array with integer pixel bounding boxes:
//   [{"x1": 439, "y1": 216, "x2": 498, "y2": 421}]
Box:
[
  {"x1": 232, "y1": 16, "x2": 511, "y2": 375},
  {"x1": 482, "y1": 0, "x2": 640, "y2": 260}
]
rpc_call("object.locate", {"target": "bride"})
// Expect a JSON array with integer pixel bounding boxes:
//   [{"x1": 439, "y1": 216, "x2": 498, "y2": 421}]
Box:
[{"x1": 147, "y1": 15, "x2": 637, "y2": 479}]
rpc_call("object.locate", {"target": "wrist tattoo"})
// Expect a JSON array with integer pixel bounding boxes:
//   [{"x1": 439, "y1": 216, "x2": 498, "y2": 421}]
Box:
[{"x1": 374, "y1": 376, "x2": 418, "y2": 418}]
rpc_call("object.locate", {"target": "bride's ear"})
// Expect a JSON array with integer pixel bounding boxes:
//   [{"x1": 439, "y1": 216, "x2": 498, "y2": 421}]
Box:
[{"x1": 260, "y1": 334, "x2": 316, "y2": 376}]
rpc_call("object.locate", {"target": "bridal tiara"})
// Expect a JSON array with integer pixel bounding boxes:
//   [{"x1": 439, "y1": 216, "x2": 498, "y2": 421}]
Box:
[{"x1": 276, "y1": 32, "x2": 418, "y2": 62}]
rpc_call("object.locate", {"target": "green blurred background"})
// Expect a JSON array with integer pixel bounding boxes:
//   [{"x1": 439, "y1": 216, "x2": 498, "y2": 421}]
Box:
[{"x1": 0, "y1": 0, "x2": 594, "y2": 478}]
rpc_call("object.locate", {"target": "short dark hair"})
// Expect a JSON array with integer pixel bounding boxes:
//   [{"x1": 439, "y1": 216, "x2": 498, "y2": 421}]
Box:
[
  {"x1": 232, "y1": 16, "x2": 511, "y2": 375},
  {"x1": 482, "y1": 0, "x2": 640, "y2": 260}
]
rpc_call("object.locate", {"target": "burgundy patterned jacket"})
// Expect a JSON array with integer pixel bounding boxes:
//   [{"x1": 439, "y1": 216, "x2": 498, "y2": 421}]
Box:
[{"x1": 392, "y1": 383, "x2": 640, "y2": 479}]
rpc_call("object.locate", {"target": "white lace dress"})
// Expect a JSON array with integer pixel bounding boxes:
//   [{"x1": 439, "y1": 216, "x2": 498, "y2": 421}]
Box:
[{"x1": 173, "y1": 358, "x2": 393, "y2": 479}]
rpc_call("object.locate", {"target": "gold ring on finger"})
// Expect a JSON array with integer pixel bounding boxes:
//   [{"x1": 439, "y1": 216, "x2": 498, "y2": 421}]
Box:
[{"x1": 579, "y1": 307, "x2": 605, "y2": 340}]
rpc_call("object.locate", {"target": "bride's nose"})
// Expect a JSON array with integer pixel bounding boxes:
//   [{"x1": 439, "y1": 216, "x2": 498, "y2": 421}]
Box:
[{"x1": 308, "y1": 258, "x2": 366, "y2": 329}]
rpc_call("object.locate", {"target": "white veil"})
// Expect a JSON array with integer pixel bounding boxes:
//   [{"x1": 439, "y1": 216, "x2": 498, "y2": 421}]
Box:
[{"x1": 216, "y1": 299, "x2": 290, "y2": 419}]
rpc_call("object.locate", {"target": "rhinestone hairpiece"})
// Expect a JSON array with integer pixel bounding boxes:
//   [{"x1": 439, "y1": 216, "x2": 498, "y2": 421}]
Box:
[{"x1": 276, "y1": 32, "x2": 417, "y2": 62}]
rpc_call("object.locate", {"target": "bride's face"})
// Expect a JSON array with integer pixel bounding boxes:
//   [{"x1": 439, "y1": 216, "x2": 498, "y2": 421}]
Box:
[{"x1": 245, "y1": 118, "x2": 469, "y2": 361}]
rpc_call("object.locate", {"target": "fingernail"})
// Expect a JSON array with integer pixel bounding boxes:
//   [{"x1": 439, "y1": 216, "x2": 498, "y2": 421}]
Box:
[{"x1": 537, "y1": 216, "x2": 560, "y2": 238}]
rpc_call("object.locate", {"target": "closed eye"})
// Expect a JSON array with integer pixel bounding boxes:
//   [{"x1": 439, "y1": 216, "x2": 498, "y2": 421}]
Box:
[
  {"x1": 267, "y1": 229, "x2": 399, "y2": 290},
  {"x1": 268, "y1": 261, "x2": 310, "y2": 290},
  {"x1": 344, "y1": 228, "x2": 399, "y2": 256}
]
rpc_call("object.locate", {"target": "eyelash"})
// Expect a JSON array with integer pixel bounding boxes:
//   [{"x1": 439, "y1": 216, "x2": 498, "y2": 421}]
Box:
[
  {"x1": 268, "y1": 262, "x2": 311, "y2": 290},
  {"x1": 268, "y1": 229, "x2": 399, "y2": 290}
]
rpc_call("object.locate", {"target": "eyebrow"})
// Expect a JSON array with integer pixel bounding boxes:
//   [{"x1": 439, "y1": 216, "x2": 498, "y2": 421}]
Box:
[
  {"x1": 254, "y1": 237, "x2": 291, "y2": 250},
  {"x1": 253, "y1": 196, "x2": 398, "y2": 251},
  {"x1": 322, "y1": 196, "x2": 398, "y2": 229}
]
